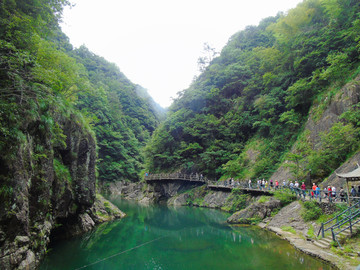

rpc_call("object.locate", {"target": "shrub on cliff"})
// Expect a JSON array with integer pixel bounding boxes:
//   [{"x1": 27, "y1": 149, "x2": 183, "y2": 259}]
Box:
[
  {"x1": 301, "y1": 201, "x2": 322, "y2": 221},
  {"x1": 222, "y1": 189, "x2": 250, "y2": 212},
  {"x1": 273, "y1": 190, "x2": 297, "y2": 206}
]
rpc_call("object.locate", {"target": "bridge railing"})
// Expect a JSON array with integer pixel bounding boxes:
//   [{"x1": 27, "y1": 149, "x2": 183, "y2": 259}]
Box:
[
  {"x1": 145, "y1": 175, "x2": 360, "y2": 203},
  {"x1": 144, "y1": 173, "x2": 209, "y2": 183}
]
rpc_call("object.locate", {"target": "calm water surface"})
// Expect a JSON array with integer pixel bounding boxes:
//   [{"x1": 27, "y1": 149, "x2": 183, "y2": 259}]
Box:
[{"x1": 40, "y1": 196, "x2": 333, "y2": 270}]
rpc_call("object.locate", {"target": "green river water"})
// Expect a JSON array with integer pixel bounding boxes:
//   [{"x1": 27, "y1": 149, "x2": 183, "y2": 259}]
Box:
[{"x1": 40, "y1": 196, "x2": 333, "y2": 270}]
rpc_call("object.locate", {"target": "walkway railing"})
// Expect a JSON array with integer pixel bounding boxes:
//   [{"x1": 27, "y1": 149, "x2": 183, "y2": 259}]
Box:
[
  {"x1": 317, "y1": 200, "x2": 360, "y2": 243},
  {"x1": 144, "y1": 173, "x2": 209, "y2": 183},
  {"x1": 330, "y1": 210, "x2": 360, "y2": 247},
  {"x1": 145, "y1": 175, "x2": 360, "y2": 204},
  {"x1": 248, "y1": 184, "x2": 359, "y2": 204}
]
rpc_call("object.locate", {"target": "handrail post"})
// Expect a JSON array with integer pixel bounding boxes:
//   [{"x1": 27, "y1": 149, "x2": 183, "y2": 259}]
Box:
[
  {"x1": 331, "y1": 228, "x2": 335, "y2": 241},
  {"x1": 321, "y1": 223, "x2": 324, "y2": 238},
  {"x1": 349, "y1": 219, "x2": 353, "y2": 235}
]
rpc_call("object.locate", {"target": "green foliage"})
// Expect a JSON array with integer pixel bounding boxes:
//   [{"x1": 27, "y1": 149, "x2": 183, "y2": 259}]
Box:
[
  {"x1": 319, "y1": 52, "x2": 351, "y2": 85},
  {"x1": 341, "y1": 103, "x2": 360, "y2": 128},
  {"x1": 222, "y1": 190, "x2": 249, "y2": 212},
  {"x1": 283, "y1": 97, "x2": 360, "y2": 180},
  {"x1": 2, "y1": 0, "x2": 360, "y2": 191},
  {"x1": 72, "y1": 46, "x2": 163, "y2": 182},
  {"x1": 307, "y1": 224, "x2": 316, "y2": 238},
  {"x1": 273, "y1": 190, "x2": 297, "y2": 206},
  {"x1": 184, "y1": 186, "x2": 209, "y2": 206},
  {"x1": 310, "y1": 122, "x2": 359, "y2": 177},
  {"x1": 258, "y1": 196, "x2": 271, "y2": 203},
  {"x1": 301, "y1": 201, "x2": 323, "y2": 222},
  {"x1": 0, "y1": 0, "x2": 163, "y2": 190},
  {"x1": 281, "y1": 226, "x2": 297, "y2": 234},
  {"x1": 53, "y1": 158, "x2": 71, "y2": 183},
  {"x1": 33, "y1": 38, "x2": 88, "y2": 99},
  {"x1": 146, "y1": 0, "x2": 360, "y2": 180}
]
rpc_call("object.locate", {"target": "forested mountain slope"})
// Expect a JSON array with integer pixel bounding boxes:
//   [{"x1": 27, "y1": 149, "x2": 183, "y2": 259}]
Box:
[
  {"x1": 70, "y1": 46, "x2": 164, "y2": 182},
  {"x1": 0, "y1": 0, "x2": 162, "y2": 268},
  {"x1": 146, "y1": 0, "x2": 360, "y2": 182}
]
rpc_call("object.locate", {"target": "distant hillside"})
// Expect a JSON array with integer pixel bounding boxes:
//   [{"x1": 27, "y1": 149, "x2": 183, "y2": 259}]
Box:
[
  {"x1": 70, "y1": 45, "x2": 164, "y2": 182},
  {"x1": 145, "y1": 0, "x2": 360, "y2": 182}
]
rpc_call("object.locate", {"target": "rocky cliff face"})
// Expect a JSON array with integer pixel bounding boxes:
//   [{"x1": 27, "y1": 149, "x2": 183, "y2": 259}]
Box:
[
  {"x1": 104, "y1": 180, "x2": 207, "y2": 205},
  {"x1": 0, "y1": 114, "x2": 122, "y2": 269},
  {"x1": 270, "y1": 75, "x2": 360, "y2": 182},
  {"x1": 227, "y1": 198, "x2": 281, "y2": 224},
  {"x1": 321, "y1": 151, "x2": 360, "y2": 190}
]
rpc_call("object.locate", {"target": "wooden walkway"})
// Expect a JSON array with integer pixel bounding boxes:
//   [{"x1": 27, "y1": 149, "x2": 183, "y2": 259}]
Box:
[
  {"x1": 145, "y1": 174, "x2": 272, "y2": 195},
  {"x1": 145, "y1": 173, "x2": 207, "y2": 183},
  {"x1": 207, "y1": 184, "x2": 272, "y2": 195},
  {"x1": 145, "y1": 174, "x2": 360, "y2": 202}
]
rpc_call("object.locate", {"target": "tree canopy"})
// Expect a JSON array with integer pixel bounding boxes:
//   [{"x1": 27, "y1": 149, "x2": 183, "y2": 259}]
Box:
[
  {"x1": 146, "y1": 0, "x2": 360, "y2": 181},
  {"x1": 0, "y1": 0, "x2": 163, "y2": 184}
]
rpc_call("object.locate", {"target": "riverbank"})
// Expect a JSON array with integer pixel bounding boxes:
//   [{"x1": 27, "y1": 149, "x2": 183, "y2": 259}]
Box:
[
  {"x1": 261, "y1": 224, "x2": 344, "y2": 269},
  {"x1": 256, "y1": 200, "x2": 358, "y2": 270},
  {"x1": 104, "y1": 181, "x2": 359, "y2": 269}
]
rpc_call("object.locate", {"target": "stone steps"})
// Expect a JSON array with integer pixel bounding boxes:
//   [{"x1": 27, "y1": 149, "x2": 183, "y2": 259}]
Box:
[
  {"x1": 313, "y1": 236, "x2": 332, "y2": 249},
  {"x1": 313, "y1": 218, "x2": 360, "y2": 249}
]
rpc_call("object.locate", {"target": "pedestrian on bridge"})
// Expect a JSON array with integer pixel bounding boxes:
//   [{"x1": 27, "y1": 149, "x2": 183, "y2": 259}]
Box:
[
  {"x1": 301, "y1": 182, "x2": 306, "y2": 199},
  {"x1": 323, "y1": 187, "x2": 328, "y2": 200},
  {"x1": 289, "y1": 181, "x2": 294, "y2": 192},
  {"x1": 327, "y1": 186, "x2": 332, "y2": 202},
  {"x1": 294, "y1": 181, "x2": 299, "y2": 196},
  {"x1": 331, "y1": 186, "x2": 336, "y2": 201},
  {"x1": 315, "y1": 185, "x2": 321, "y2": 201},
  {"x1": 351, "y1": 186, "x2": 357, "y2": 197},
  {"x1": 339, "y1": 187, "x2": 346, "y2": 202}
]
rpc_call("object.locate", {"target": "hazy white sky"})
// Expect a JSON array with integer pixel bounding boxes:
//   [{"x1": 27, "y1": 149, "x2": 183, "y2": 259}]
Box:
[{"x1": 61, "y1": 0, "x2": 303, "y2": 108}]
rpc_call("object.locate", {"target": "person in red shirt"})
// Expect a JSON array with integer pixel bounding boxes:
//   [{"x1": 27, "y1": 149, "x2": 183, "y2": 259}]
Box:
[
  {"x1": 311, "y1": 183, "x2": 317, "y2": 200},
  {"x1": 301, "y1": 182, "x2": 306, "y2": 199},
  {"x1": 328, "y1": 186, "x2": 332, "y2": 202}
]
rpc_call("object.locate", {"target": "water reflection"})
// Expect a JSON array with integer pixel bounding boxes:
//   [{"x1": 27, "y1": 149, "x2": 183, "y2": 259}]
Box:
[{"x1": 40, "y1": 197, "x2": 334, "y2": 270}]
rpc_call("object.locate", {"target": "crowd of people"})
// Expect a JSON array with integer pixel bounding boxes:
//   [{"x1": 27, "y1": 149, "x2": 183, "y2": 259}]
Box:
[
  {"x1": 147, "y1": 173, "x2": 360, "y2": 204},
  {"x1": 246, "y1": 179, "x2": 360, "y2": 203}
]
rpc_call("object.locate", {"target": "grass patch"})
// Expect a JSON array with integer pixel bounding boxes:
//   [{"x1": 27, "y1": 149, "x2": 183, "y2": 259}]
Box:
[
  {"x1": 237, "y1": 217, "x2": 262, "y2": 225},
  {"x1": 258, "y1": 196, "x2": 271, "y2": 203},
  {"x1": 281, "y1": 226, "x2": 296, "y2": 234},
  {"x1": 307, "y1": 224, "x2": 316, "y2": 238}
]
